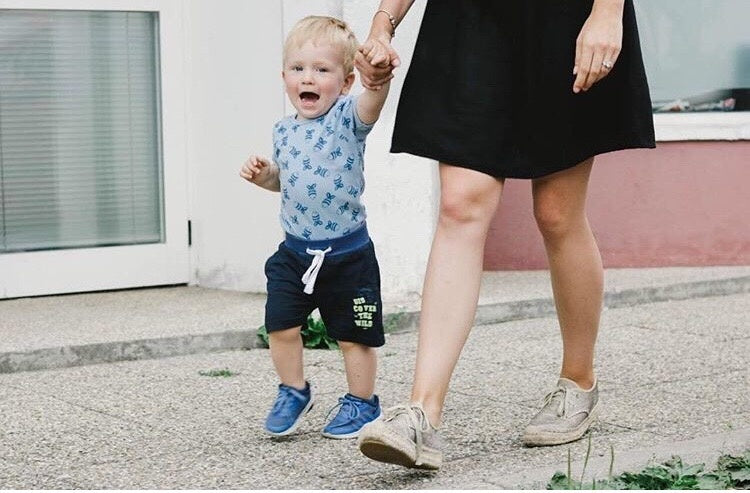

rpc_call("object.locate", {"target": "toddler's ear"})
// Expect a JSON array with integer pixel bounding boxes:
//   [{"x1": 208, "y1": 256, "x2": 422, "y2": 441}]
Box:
[{"x1": 341, "y1": 72, "x2": 356, "y2": 95}]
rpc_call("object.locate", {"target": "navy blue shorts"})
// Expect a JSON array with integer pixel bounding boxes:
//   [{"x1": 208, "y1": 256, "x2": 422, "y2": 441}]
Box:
[{"x1": 264, "y1": 239, "x2": 385, "y2": 348}]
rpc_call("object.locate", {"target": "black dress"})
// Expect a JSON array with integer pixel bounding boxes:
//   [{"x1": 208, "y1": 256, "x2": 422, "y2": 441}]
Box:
[{"x1": 391, "y1": 0, "x2": 656, "y2": 179}]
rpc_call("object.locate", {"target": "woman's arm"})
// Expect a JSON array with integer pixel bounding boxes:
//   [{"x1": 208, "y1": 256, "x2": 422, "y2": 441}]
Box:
[
  {"x1": 354, "y1": 0, "x2": 415, "y2": 90},
  {"x1": 573, "y1": 0, "x2": 625, "y2": 93}
]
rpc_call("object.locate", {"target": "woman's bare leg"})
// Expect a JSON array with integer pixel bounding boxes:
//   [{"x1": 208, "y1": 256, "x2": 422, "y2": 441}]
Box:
[
  {"x1": 410, "y1": 164, "x2": 504, "y2": 426},
  {"x1": 532, "y1": 158, "x2": 602, "y2": 388}
]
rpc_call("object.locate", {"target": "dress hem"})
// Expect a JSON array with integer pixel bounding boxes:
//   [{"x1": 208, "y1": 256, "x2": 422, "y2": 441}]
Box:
[{"x1": 389, "y1": 139, "x2": 656, "y2": 179}]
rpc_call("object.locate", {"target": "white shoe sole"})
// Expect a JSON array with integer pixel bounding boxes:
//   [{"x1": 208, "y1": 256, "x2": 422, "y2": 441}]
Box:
[
  {"x1": 522, "y1": 403, "x2": 599, "y2": 447},
  {"x1": 321, "y1": 413, "x2": 382, "y2": 440},
  {"x1": 358, "y1": 422, "x2": 442, "y2": 470}
]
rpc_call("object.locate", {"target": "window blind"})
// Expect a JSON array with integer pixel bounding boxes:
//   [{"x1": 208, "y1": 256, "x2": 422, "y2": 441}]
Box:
[
  {"x1": 0, "y1": 10, "x2": 163, "y2": 253},
  {"x1": 635, "y1": 0, "x2": 750, "y2": 111}
]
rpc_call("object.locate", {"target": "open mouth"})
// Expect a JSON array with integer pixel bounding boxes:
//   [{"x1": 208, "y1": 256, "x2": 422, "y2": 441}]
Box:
[{"x1": 299, "y1": 92, "x2": 320, "y2": 105}]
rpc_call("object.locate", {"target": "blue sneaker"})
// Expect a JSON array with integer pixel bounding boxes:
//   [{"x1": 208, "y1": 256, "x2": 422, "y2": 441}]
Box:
[
  {"x1": 322, "y1": 393, "x2": 382, "y2": 439},
  {"x1": 264, "y1": 382, "x2": 314, "y2": 436}
]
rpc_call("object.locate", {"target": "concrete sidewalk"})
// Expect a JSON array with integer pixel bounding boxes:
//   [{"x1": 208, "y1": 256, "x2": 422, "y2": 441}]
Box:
[
  {"x1": 1, "y1": 265, "x2": 750, "y2": 373},
  {"x1": 0, "y1": 287, "x2": 748, "y2": 488},
  {"x1": 0, "y1": 265, "x2": 748, "y2": 488}
]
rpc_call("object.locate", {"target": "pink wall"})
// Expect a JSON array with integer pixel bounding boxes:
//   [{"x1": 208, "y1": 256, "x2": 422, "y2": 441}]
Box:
[{"x1": 484, "y1": 142, "x2": 750, "y2": 270}]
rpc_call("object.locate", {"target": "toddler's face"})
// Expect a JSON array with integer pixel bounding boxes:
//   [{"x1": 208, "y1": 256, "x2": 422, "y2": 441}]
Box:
[{"x1": 283, "y1": 40, "x2": 354, "y2": 120}]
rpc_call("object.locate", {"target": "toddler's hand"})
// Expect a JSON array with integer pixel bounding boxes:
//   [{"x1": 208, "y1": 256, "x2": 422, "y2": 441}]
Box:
[
  {"x1": 355, "y1": 35, "x2": 400, "y2": 90},
  {"x1": 239, "y1": 155, "x2": 271, "y2": 184},
  {"x1": 361, "y1": 38, "x2": 393, "y2": 68}
]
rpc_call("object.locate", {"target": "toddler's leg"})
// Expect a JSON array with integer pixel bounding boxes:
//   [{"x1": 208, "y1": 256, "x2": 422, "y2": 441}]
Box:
[
  {"x1": 269, "y1": 325, "x2": 305, "y2": 389},
  {"x1": 339, "y1": 340, "x2": 377, "y2": 399},
  {"x1": 265, "y1": 325, "x2": 314, "y2": 436},
  {"x1": 321, "y1": 340, "x2": 380, "y2": 439}
]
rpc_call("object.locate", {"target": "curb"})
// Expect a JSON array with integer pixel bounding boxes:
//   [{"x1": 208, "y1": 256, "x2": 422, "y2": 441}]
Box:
[{"x1": 2, "y1": 275, "x2": 749, "y2": 374}]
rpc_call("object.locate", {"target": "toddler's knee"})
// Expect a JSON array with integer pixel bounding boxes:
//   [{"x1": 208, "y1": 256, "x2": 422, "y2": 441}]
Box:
[
  {"x1": 337, "y1": 340, "x2": 358, "y2": 351},
  {"x1": 338, "y1": 340, "x2": 372, "y2": 353},
  {"x1": 268, "y1": 326, "x2": 302, "y2": 344}
]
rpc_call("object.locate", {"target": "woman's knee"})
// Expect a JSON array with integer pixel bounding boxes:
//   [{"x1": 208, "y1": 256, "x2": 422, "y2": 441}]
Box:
[
  {"x1": 533, "y1": 198, "x2": 582, "y2": 241},
  {"x1": 439, "y1": 180, "x2": 501, "y2": 227}
]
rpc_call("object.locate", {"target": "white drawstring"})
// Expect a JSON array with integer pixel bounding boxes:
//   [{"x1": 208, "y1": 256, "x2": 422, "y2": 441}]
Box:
[{"x1": 301, "y1": 247, "x2": 332, "y2": 294}]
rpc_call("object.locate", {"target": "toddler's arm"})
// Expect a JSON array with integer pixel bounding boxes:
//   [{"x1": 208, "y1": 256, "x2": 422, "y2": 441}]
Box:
[
  {"x1": 356, "y1": 81, "x2": 391, "y2": 126},
  {"x1": 239, "y1": 155, "x2": 280, "y2": 192}
]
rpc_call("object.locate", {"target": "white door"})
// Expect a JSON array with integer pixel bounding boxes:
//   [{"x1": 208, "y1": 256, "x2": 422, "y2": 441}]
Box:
[{"x1": 0, "y1": 0, "x2": 188, "y2": 299}]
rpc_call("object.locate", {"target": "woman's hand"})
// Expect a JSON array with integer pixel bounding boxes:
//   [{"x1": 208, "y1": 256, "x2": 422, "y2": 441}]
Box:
[
  {"x1": 355, "y1": 35, "x2": 400, "y2": 90},
  {"x1": 573, "y1": 1, "x2": 624, "y2": 93}
]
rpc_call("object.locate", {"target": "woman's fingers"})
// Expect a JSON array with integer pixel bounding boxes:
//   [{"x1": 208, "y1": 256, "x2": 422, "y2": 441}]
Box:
[
  {"x1": 573, "y1": 42, "x2": 593, "y2": 93},
  {"x1": 355, "y1": 51, "x2": 394, "y2": 89},
  {"x1": 599, "y1": 47, "x2": 620, "y2": 83},
  {"x1": 387, "y1": 44, "x2": 401, "y2": 68},
  {"x1": 585, "y1": 47, "x2": 605, "y2": 91},
  {"x1": 359, "y1": 39, "x2": 374, "y2": 58}
]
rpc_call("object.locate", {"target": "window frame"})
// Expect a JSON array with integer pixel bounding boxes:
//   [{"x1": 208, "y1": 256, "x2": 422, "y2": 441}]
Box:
[
  {"x1": 0, "y1": 0, "x2": 189, "y2": 298},
  {"x1": 654, "y1": 113, "x2": 750, "y2": 141}
]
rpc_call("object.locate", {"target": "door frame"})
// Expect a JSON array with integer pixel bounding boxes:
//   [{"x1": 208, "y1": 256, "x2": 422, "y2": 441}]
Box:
[{"x1": 0, "y1": 0, "x2": 189, "y2": 298}]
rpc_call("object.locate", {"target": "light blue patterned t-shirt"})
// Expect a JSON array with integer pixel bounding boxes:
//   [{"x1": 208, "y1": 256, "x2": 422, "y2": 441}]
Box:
[{"x1": 273, "y1": 94, "x2": 373, "y2": 241}]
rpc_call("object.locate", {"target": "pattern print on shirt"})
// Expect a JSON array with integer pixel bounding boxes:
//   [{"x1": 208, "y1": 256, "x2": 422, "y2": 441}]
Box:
[
  {"x1": 329, "y1": 146, "x2": 342, "y2": 160},
  {"x1": 272, "y1": 94, "x2": 374, "y2": 241},
  {"x1": 312, "y1": 211, "x2": 323, "y2": 227}
]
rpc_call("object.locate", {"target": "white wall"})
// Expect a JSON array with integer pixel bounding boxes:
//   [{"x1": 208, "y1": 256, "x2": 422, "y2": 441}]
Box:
[
  {"x1": 187, "y1": 0, "x2": 438, "y2": 300},
  {"x1": 185, "y1": 0, "x2": 285, "y2": 291}
]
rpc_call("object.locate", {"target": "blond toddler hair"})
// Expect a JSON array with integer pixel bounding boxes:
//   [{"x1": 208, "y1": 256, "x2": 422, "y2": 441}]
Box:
[{"x1": 283, "y1": 15, "x2": 360, "y2": 74}]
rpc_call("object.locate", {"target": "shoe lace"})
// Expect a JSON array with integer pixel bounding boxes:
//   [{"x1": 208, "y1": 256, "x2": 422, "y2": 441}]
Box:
[
  {"x1": 542, "y1": 386, "x2": 569, "y2": 417},
  {"x1": 324, "y1": 396, "x2": 360, "y2": 424},
  {"x1": 385, "y1": 404, "x2": 431, "y2": 466}
]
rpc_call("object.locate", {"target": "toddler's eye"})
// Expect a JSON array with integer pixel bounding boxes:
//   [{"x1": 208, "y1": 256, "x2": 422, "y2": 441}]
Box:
[
  {"x1": 317, "y1": 67, "x2": 329, "y2": 73},
  {"x1": 291, "y1": 65, "x2": 303, "y2": 72}
]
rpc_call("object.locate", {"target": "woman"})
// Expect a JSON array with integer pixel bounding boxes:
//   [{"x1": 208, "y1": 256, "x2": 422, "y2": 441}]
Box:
[{"x1": 355, "y1": 0, "x2": 655, "y2": 470}]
